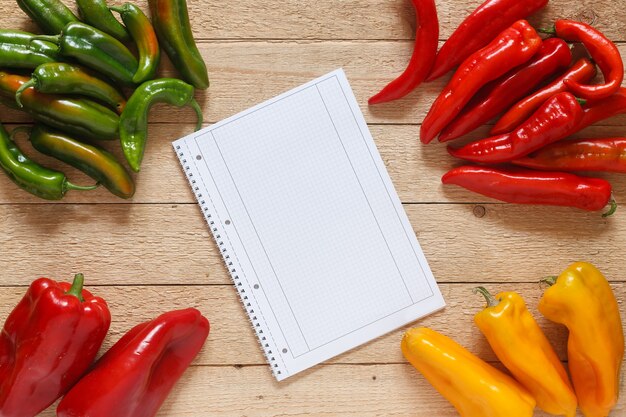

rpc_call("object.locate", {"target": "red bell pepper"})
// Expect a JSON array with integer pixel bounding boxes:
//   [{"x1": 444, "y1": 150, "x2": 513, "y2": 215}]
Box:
[
  {"x1": 447, "y1": 92, "x2": 583, "y2": 163},
  {"x1": 492, "y1": 58, "x2": 597, "y2": 135},
  {"x1": 57, "y1": 308, "x2": 210, "y2": 417},
  {"x1": 420, "y1": 19, "x2": 542, "y2": 144},
  {"x1": 438, "y1": 37, "x2": 572, "y2": 142},
  {"x1": 442, "y1": 165, "x2": 615, "y2": 215},
  {"x1": 551, "y1": 19, "x2": 623, "y2": 100},
  {"x1": 426, "y1": 0, "x2": 548, "y2": 81},
  {"x1": 577, "y1": 87, "x2": 626, "y2": 131},
  {"x1": 0, "y1": 274, "x2": 110, "y2": 417}
]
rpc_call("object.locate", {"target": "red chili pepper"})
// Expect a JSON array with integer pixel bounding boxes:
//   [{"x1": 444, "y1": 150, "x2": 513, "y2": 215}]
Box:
[
  {"x1": 552, "y1": 19, "x2": 623, "y2": 101},
  {"x1": 491, "y1": 58, "x2": 597, "y2": 135},
  {"x1": 447, "y1": 92, "x2": 583, "y2": 163},
  {"x1": 425, "y1": 0, "x2": 548, "y2": 82},
  {"x1": 368, "y1": 0, "x2": 438, "y2": 105},
  {"x1": 438, "y1": 38, "x2": 572, "y2": 142},
  {"x1": 513, "y1": 137, "x2": 626, "y2": 173},
  {"x1": 420, "y1": 20, "x2": 542, "y2": 144},
  {"x1": 0, "y1": 274, "x2": 110, "y2": 417},
  {"x1": 57, "y1": 308, "x2": 210, "y2": 417},
  {"x1": 442, "y1": 165, "x2": 614, "y2": 214},
  {"x1": 577, "y1": 87, "x2": 626, "y2": 131}
]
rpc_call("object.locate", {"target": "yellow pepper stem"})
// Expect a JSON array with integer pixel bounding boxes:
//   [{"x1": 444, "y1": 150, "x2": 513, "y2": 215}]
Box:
[{"x1": 473, "y1": 286, "x2": 499, "y2": 307}]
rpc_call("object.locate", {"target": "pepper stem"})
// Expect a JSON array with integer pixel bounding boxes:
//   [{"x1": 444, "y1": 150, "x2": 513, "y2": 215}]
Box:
[
  {"x1": 30, "y1": 34, "x2": 61, "y2": 45},
  {"x1": 575, "y1": 97, "x2": 587, "y2": 106},
  {"x1": 541, "y1": 276, "x2": 558, "y2": 287},
  {"x1": 190, "y1": 99, "x2": 204, "y2": 131},
  {"x1": 537, "y1": 27, "x2": 557, "y2": 35},
  {"x1": 65, "y1": 181, "x2": 99, "y2": 192},
  {"x1": 15, "y1": 79, "x2": 35, "y2": 108},
  {"x1": 108, "y1": 5, "x2": 125, "y2": 14},
  {"x1": 602, "y1": 197, "x2": 617, "y2": 218},
  {"x1": 66, "y1": 273, "x2": 85, "y2": 302},
  {"x1": 473, "y1": 286, "x2": 499, "y2": 308},
  {"x1": 9, "y1": 126, "x2": 32, "y2": 141}
]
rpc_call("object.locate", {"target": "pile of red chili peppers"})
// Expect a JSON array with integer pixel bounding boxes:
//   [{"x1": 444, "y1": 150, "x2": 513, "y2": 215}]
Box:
[
  {"x1": 370, "y1": 0, "x2": 626, "y2": 216},
  {"x1": 0, "y1": 273, "x2": 210, "y2": 417}
]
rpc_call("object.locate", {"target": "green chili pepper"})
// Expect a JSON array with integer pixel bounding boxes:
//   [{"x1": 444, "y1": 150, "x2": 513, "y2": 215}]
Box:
[
  {"x1": 16, "y1": 62, "x2": 127, "y2": 114},
  {"x1": 120, "y1": 78, "x2": 202, "y2": 172},
  {"x1": 33, "y1": 22, "x2": 139, "y2": 86},
  {"x1": 27, "y1": 124, "x2": 135, "y2": 199},
  {"x1": 15, "y1": 0, "x2": 79, "y2": 35},
  {"x1": 148, "y1": 0, "x2": 209, "y2": 90},
  {"x1": 0, "y1": 71, "x2": 120, "y2": 141},
  {"x1": 0, "y1": 29, "x2": 60, "y2": 69},
  {"x1": 76, "y1": 0, "x2": 130, "y2": 43},
  {"x1": 110, "y1": 3, "x2": 160, "y2": 84},
  {"x1": 0, "y1": 123, "x2": 97, "y2": 200}
]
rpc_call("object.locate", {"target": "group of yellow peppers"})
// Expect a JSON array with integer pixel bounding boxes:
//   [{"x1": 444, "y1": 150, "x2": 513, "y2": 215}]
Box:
[{"x1": 402, "y1": 262, "x2": 624, "y2": 417}]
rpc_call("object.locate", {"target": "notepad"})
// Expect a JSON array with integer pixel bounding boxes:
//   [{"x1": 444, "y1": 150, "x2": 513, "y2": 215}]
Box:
[{"x1": 173, "y1": 69, "x2": 445, "y2": 381}]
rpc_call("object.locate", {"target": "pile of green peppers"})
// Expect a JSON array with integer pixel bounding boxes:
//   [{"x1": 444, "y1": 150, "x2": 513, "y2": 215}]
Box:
[{"x1": 0, "y1": 0, "x2": 207, "y2": 200}]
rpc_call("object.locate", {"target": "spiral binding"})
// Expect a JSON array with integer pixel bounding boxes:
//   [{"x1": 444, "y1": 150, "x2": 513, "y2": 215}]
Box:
[{"x1": 174, "y1": 144, "x2": 284, "y2": 379}]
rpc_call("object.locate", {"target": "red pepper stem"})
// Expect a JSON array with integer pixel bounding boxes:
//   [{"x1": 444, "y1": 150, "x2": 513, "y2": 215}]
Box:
[
  {"x1": 602, "y1": 196, "x2": 618, "y2": 218},
  {"x1": 15, "y1": 79, "x2": 36, "y2": 108},
  {"x1": 473, "y1": 286, "x2": 499, "y2": 308},
  {"x1": 541, "y1": 276, "x2": 558, "y2": 286},
  {"x1": 66, "y1": 273, "x2": 85, "y2": 302},
  {"x1": 190, "y1": 99, "x2": 203, "y2": 131}
]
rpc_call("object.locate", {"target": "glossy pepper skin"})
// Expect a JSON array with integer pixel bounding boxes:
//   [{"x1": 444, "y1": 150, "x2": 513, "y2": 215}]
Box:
[
  {"x1": 473, "y1": 287, "x2": 577, "y2": 417},
  {"x1": 553, "y1": 20, "x2": 623, "y2": 101},
  {"x1": 426, "y1": 0, "x2": 548, "y2": 81},
  {"x1": 368, "y1": 0, "x2": 438, "y2": 105},
  {"x1": 76, "y1": 0, "x2": 130, "y2": 43},
  {"x1": 442, "y1": 166, "x2": 614, "y2": 214},
  {"x1": 15, "y1": 0, "x2": 79, "y2": 34},
  {"x1": 0, "y1": 71, "x2": 120, "y2": 141},
  {"x1": 16, "y1": 62, "x2": 127, "y2": 114},
  {"x1": 0, "y1": 30, "x2": 60, "y2": 69},
  {"x1": 401, "y1": 327, "x2": 536, "y2": 417},
  {"x1": 539, "y1": 262, "x2": 624, "y2": 417},
  {"x1": 57, "y1": 308, "x2": 210, "y2": 417},
  {"x1": 577, "y1": 87, "x2": 626, "y2": 131},
  {"x1": 0, "y1": 122, "x2": 96, "y2": 200},
  {"x1": 0, "y1": 274, "x2": 110, "y2": 417},
  {"x1": 149, "y1": 0, "x2": 209, "y2": 89},
  {"x1": 439, "y1": 38, "x2": 572, "y2": 142},
  {"x1": 420, "y1": 20, "x2": 542, "y2": 144},
  {"x1": 121, "y1": 78, "x2": 203, "y2": 172},
  {"x1": 448, "y1": 92, "x2": 583, "y2": 163},
  {"x1": 34, "y1": 22, "x2": 139, "y2": 86},
  {"x1": 492, "y1": 58, "x2": 597, "y2": 135},
  {"x1": 28, "y1": 125, "x2": 135, "y2": 199},
  {"x1": 111, "y1": 3, "x2": 161, "y2": 84}
]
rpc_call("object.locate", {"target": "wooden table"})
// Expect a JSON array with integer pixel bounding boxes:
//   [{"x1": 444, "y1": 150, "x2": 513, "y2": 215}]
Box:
[{"x1": 2, "y1": 0, "x2": 625, "y2": 415}]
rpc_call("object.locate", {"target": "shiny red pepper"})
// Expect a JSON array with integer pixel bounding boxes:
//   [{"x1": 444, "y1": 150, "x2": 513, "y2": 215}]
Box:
[
  {"x1": 368, "y1": 0, "x2": 438, "y2": 105},
  {"x1": 426, "y1": 0, "x2": 548, "y2": 82},
  {"x1": 57, "y1": 308, "x2": 210, "y2": 417},
  {"x1": 552, "y1": 20, "x2": 623, "y2": 101},
  {"x1": 448, "y1": 92, "x2": 583, "y2": 163},
  {"x1": 492, "y1": 58, "x2": 597, "y2": 135},
  {"x1": 0, "y1": 274, "x2": 110, "y2": 417},
  {"x1": 420, "y1": 20, "x2": 542, "y2": 144},
  {"x1": 439, "y1": 38, "x2": 572, "y2": 142},
  {"x1": 513, "y1": 137, "x2": 626, "y2": 173},
  {"x1": 577, "y1": 87, "x2": 626, "y2": 131},
  {"x1": 442, "y1": 165, "x2": 614, "y2": 214}
]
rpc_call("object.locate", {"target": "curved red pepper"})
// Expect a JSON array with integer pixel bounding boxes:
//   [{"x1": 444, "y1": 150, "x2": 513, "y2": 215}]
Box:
[
  {"x1": 368, "y1": 0, "x2": 438, "y2": 105},
  {"x1": 426, "y1": 0, "x2": 547, "y2": 82},
  {"x1": 420, "y1": 20, "x2": 542, "y2": 144},
  {"x1": 57, "y1": 308, "x2": 210, "y2": 417},
  {"x1": 0, "y1": 274, "x2": 110, "y2": 417},
  {"x1": 577, "y1": 87, "x2": 626, "y2": 131},
  {"x1": 442, "y1": 165, "x2": 613, "y2": 213},
  {"x1": 554, "y1": 20, "x2": 623, "y2": 101},
  {"x1": 492, "y1": 58, "x2": 597, "y2": 135},
  {"x1": 439, "y1": 38, "x2": 572, "y2": 142},
  {"x1": 513, "y1": 137, "x2": 626, "y2": 173},
  {"x1": 448, "y1": 92, "x2": 583, "y2": 163}
]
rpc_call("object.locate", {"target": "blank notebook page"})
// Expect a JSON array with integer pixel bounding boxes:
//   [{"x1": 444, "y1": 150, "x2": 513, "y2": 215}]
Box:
[{"x1": 174, "y1": 69, "x2": 445, "y2": 381}]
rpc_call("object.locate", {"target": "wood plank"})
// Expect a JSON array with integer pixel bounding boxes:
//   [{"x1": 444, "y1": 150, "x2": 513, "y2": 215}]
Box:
[{"x1": 1, "y1": 283, "x2": 622, "y2": 366}]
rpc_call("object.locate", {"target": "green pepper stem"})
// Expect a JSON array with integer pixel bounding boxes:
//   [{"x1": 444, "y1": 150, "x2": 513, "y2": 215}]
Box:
[
  {"x1": 108, "y1": 5, "x2": 125, "y2": 14},
  {"x1": 473, "y1": 286, "x2": 499, "y2": 308},
  {"x1": 66, "y1": 273, "x2": 85, "y2": 302},
  {"x1": 190, "y1": 99, "x2": 204, "y2": 131},
  {"x1": 15, "y1": 79, "x2": 35, "y2": 108},
  {"x1": 541, "y1": 276, "x2": 558, "y2": 287},
  {"x1": 65, "y1": 181, "x2": 99, "y2": 192},
  {"x1": 602, "y1": 197, "x2": 617, "y2": 218},
  {"x1": 30, "y1": 34, "x2": 61, "y2": 45}
]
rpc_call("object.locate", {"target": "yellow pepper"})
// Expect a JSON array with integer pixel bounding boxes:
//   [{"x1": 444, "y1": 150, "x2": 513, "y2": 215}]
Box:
[
  {"x1": 401, "y1": 327, "x2": 536, "y2": 417},
  {"x1": 473, "y1": 287, "x2": 577, "y2": 417},
  {"x1": 538, "y1": 261, "x2": 624, "y2": 417}
]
